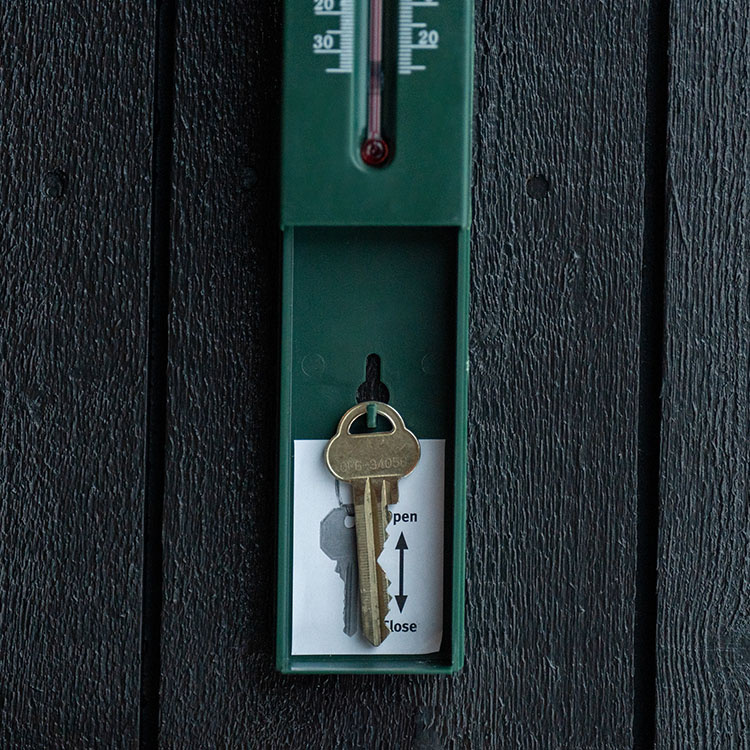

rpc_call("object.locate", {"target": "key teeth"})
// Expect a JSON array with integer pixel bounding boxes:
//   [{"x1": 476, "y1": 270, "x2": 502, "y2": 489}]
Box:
[
  {"x1": 381, "y1": 506, "x2": 393, "y2": 629},
  {"x1": 379, "y1": 563, "x2": 393, "y2": 612}
]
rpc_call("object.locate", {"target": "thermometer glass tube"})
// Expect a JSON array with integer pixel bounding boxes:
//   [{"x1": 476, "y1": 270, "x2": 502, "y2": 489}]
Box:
[{"x1": 361, "y1": 0, "x2": 389, "y2": 167}]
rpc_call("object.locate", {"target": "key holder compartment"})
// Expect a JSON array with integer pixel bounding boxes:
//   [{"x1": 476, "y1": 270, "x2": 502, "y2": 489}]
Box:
[{"x1": 276, "y1": 0, "x2": 474, "y2": 675}]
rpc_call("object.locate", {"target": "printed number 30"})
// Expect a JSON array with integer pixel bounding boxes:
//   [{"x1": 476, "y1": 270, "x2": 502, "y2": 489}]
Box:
[{"x1": 313, "y1": 34, "x2": 335, "y2": 50}]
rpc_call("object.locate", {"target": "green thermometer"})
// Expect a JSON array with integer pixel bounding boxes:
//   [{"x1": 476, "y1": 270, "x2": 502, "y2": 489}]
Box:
[{"x1": 277, "y1": 0, "x2": 474, "y2": 675}]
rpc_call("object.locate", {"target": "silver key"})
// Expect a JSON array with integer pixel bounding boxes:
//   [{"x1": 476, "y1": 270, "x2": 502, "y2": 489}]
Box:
[{"x1": 320, "y1": 505, "x2": 358, "y2": 636}]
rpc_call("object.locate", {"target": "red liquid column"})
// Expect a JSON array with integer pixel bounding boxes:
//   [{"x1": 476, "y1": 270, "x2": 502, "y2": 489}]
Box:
[{"x1": 361, "y1": 0, "x2": 389, "y2": 167}]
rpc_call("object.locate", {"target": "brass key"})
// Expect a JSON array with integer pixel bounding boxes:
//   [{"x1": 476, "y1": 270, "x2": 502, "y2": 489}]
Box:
[{"x1": 325, "y1": 402, "x2": 420, "y2": 646}]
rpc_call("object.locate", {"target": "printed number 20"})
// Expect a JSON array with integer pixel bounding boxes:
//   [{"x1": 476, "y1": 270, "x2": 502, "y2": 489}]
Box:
[
  {"x1": 314, "y1": 0, "x2": 336, "y2": 10},
  {"x1": 418, "y1": 29, "x2": 439, "y2": 46}
]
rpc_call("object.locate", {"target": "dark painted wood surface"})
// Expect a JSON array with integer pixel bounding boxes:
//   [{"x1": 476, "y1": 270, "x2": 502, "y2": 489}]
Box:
[
  {"x1": 0, "y1": 3, "x2": 153, "y2": 746},
  {"x1": 159, "y1": 2, "x2": 647, "y2": 747},
  {"x1": 656, "y1": 2, "x2": 750, "y2": 748},
  {"x1": 5, "y1": 1, "x2": 748, "y2": 746}
]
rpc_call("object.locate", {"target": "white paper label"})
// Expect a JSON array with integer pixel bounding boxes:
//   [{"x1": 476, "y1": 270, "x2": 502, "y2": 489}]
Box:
[{"x1": 291, "y1": 439, "x2": 445, "y2": 655}]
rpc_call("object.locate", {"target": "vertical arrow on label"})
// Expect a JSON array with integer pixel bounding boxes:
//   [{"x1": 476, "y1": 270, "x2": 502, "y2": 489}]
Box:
[{"x1": 395, "y1": 532, "x2": 408, "y2": 612}]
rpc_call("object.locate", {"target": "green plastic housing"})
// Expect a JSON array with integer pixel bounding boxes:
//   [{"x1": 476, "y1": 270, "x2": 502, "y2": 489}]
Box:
[{"x1": 277, "y1": 0, "x2": 474, "y2": 674}]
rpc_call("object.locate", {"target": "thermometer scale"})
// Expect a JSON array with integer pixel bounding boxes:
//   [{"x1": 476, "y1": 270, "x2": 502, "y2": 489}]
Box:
[
  {"x1": 313, "y1": 0, "x2": 440, "y2": 76},
  {"x1": 278, "y1": 0, "x2": 474, "y2": 674}
]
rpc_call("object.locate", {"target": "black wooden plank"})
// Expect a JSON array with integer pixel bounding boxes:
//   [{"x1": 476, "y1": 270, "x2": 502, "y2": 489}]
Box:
[
  {"x1": 656, "y1": 2, "x2": 750, "y2": 747},
  {"x1": 0, "y1": 5, "x2": 152, "y2": 745},
  {"x1": 161, "y1": 1, "x2": 647, "y2": 746}
]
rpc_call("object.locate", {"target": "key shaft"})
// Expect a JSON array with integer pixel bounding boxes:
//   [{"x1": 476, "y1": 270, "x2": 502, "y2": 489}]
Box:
[
  {"x1": 343, "y1": 560, "x2": 358, "y2": 637},
  {"x1": 352, "y1": 477, "x2": 390, "y2": 645}
]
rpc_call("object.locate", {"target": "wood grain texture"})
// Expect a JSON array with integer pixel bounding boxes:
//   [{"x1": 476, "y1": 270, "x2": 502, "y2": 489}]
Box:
[
  {"x1": 656, "y1": 2, "x2": 750, "y2": 748},
  {"x1": 0, "y1": 4, "x2": 153, "y2": 746},
  {"x1": 160, "y1": 1, "x2": 647, "y2": 747}
]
